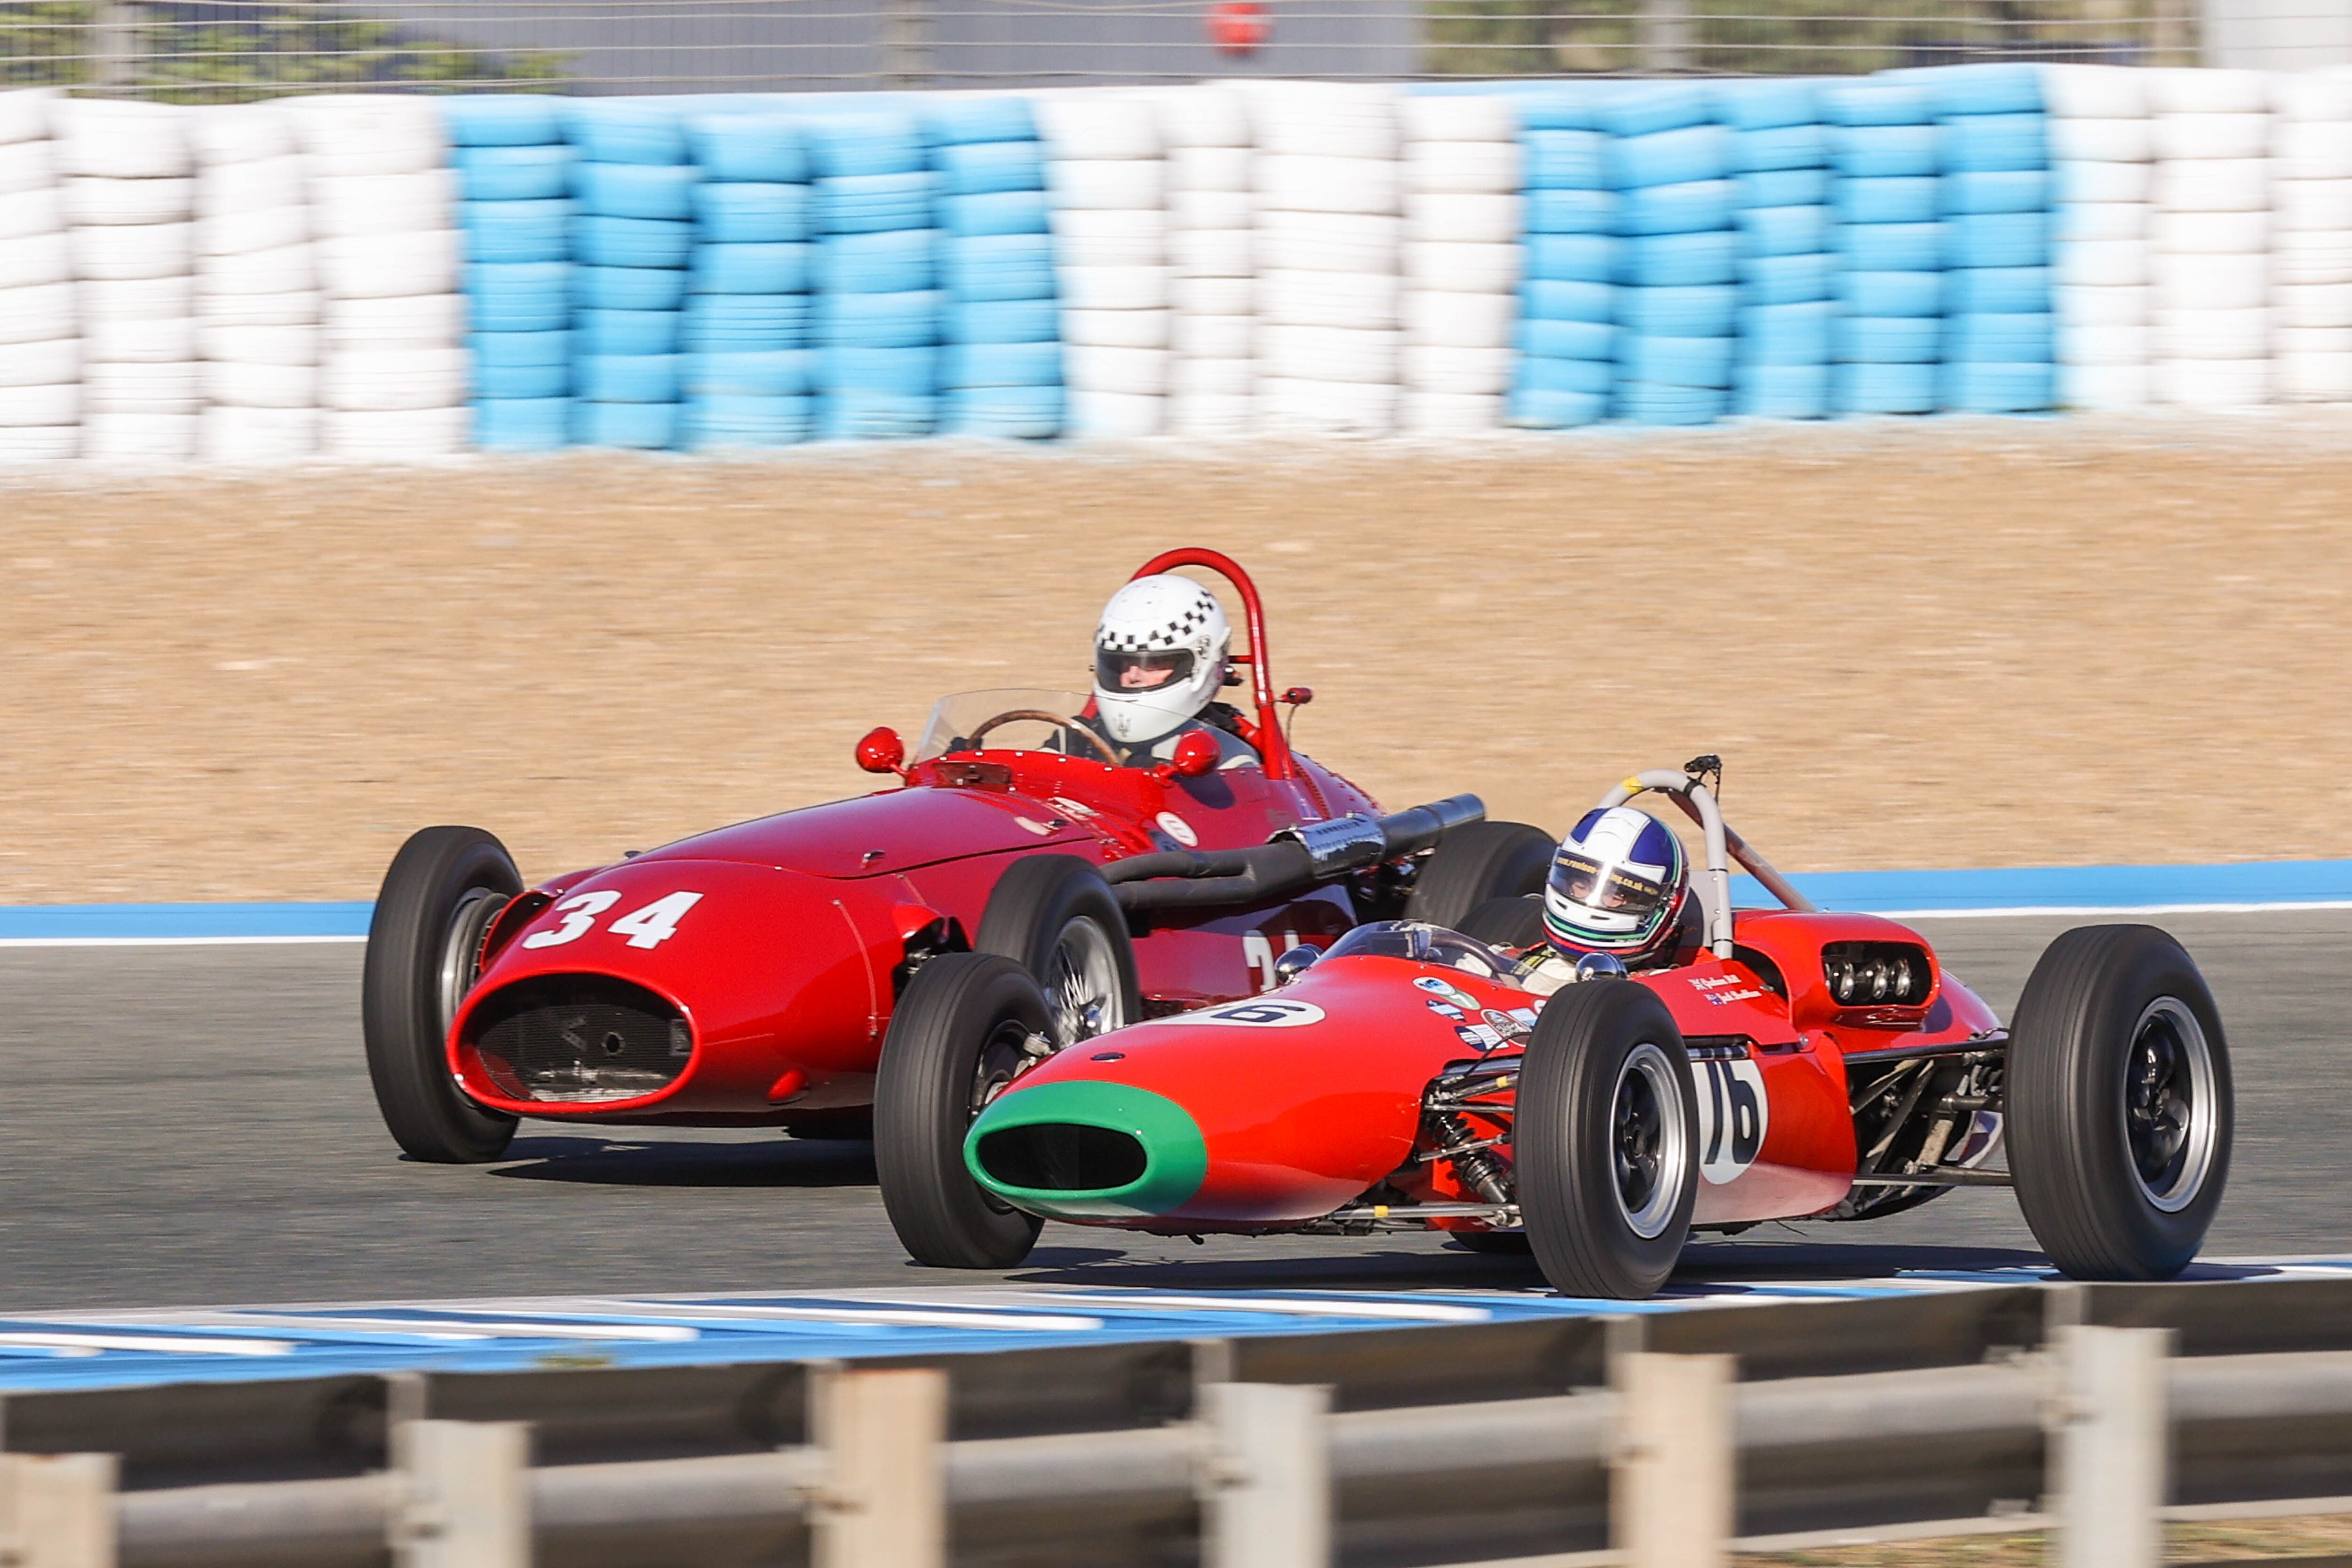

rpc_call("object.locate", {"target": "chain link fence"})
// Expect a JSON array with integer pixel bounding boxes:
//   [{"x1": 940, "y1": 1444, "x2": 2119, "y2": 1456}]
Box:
[{"x1": 0, "y1": 0, "x2": 2198, "y2": 98}]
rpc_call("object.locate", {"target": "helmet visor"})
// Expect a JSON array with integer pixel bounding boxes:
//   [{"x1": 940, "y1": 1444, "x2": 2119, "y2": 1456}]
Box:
[
  {"x1": 1549, "y1": 848, "x2": 1674, "y2": 922},
  {"x1": 1096, "y1": 647, "x2": 1196, "y2": 694}
]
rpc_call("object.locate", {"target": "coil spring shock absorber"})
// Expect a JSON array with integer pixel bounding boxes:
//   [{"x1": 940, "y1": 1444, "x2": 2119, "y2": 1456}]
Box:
[{"x1": 1434, "y1": 1111, "x2": 1512, "y2": 1204}]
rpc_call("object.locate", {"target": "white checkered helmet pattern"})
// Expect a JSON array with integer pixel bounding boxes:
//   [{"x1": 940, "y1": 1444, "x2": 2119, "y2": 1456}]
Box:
[{"x1": 1092, "y1": 573, "x2": 1232, "y2": 745}]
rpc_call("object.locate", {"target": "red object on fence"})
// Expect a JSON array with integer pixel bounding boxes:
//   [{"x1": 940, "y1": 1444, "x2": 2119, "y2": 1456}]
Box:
[{"x1": 1208, "y1": 1, "x2": 1269, "y2": 55}]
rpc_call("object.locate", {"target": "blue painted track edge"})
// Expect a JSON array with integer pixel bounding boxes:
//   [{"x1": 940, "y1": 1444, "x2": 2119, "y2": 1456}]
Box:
[{"x1": 5, "y1": 861, "x2": 2350, "y2": 942}]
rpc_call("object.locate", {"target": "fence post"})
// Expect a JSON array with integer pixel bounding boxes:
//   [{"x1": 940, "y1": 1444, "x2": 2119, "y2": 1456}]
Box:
[
  {"x1": 1613, "y1": 1352, "x2": 1734, "y2": 1568},
  {"x1": 1638, "y1": 0, "x2": 1689, "y2": 73},
  {"x1": 810, "y1": 1366, "x2": 946, "y2": 1568},
  {"x1": 391, "y1": 1420, "x2": 529, "y2": 1568},
  {"x1": 1200, "y1": 1382, "x2": 1330, "y2": 1568},
  {"x1": 878, "y1": 0, "x2": 933, "y2": 89},
  {"x1": 0, "y1": 1454, "x2": 117, "y2": 1568},
  {"x1": 2050, "y1": 1325, "x2": 2172, "y2": 1568}
]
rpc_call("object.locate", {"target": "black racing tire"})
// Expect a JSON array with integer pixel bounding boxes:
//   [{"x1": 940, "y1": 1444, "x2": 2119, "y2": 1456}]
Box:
[
  {"x1": 1516, "y1": 980, "x2": 1698, "y2": 1299},
  {"x1": 362, "y1": 826, "x2": 523, "y2": 1164},
  {"x1": 875, "y1": 952, "x2": 1051, "y2": 1269},
  {"x1": 975, "y1": 855, "x2": 1142, "y2": 1048},
  {"x1": 2007, "y1": 924, "x2": 2232, "y2": 1282},
  {"x1": 1405, "y1": 821, "x2": 1556, "y2": 932},
  {"x1": 1458, "y1": 894, "x2": 1545, "y2": 950}
]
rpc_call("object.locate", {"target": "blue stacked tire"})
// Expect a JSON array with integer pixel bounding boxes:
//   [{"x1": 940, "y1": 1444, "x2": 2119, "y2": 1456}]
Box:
[
  {"x1": 681, "y1": 112, "x2": 812, "y2": 450},
  {"x1": 1919, "y1": 64, "x2": 2053, "y2": 412},
  {"x1": 1720, "y1": 77, "x2": 1829, "y2": 419},
  {"x1": 451, "y1": 97, "x2": 576, "y2": 452},
  {"x1": 925, "y1": 95, "x2": 1059, "y2": 440},
  {"x1": 1508, "y1": 89, "x2": 1614, "y2": 428},
  {"x1": 1826, "y1": 81, "x2": 1942, "y2": 416},
  {"x1": 1604, "y1": 84, "x2": 1733, "y2": 425},
  {"x1": 568, "y1": 101, "x2": 696, "y2": 448},
  {"x1": 808, "y1": 110, "x2": 939, "y2": 440}
]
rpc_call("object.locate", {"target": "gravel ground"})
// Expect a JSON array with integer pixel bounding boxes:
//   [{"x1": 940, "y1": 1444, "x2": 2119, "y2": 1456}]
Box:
[
  {"x1": 7, "y1": 413, "x2": 2352, "y2": 902},
  {"x1": 1741, "y1": 1514, "x2": 2352, "y2": 1564}
]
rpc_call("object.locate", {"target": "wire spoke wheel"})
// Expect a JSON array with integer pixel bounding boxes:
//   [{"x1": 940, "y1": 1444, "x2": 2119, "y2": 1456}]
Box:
[
  {"x1": 2123, "y1": 997, "x2": 2218, "y2": 1214},
  {"x1": 1046, "y1": 915, "x2": 1125, "y2": 1047}
]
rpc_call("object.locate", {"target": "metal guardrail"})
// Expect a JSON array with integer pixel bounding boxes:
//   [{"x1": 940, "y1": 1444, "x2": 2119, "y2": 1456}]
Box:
[{"x1": 6, "y1": 1277, "x2": 2352, "y2": 1567}]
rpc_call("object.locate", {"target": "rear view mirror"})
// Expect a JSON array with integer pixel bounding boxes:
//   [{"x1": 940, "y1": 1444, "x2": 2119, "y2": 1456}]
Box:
[
  {"x1": 856, "y1": 727, "x2": 906, "y2": 775},
  {"x1": 1171, "y1": 730, "x2": 1221, "y2": 778}
]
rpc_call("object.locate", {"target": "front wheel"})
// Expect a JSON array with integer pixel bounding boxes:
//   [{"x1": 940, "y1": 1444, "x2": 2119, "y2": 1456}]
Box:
[
  {"x1": 976, "y1": 855, "x2": 1140, "y2": 1047},
  {"x1": 1515, "y1": 980, "x2": 1697, "y2": 1299},
  {"x1": 875, "y1": 953, "x2": 1051, "y2": 1269},
  {"x1": 361, "y1": 826, "x2": 523, "y2": 1163},
  {"x1": 2007, "y1": 924, "x2": 2232, "y2": 1281}
]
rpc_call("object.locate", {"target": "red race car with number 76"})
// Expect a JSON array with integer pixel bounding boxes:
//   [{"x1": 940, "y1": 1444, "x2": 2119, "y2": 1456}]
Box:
[
  {"x1": 908, "y1": 761, "x2": 2235, "y2": 1295},
  {"x1": 360, "y1": 550, "x2": 1557, "y2": 1220}
]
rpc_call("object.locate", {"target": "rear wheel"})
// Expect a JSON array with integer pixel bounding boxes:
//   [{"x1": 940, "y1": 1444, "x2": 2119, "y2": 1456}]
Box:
[
  {"x1": 362, "y1": 826, "x2": 523, "y2": 1163},
  {"x1": 1405, "y1": 821, "x2": 1555, "y2": 932},
  {"x1": 1516, "y1": 980, "x2": 1697, "y2": 1299},
  {"x1": 2007, "y1": 924, "x2": 2231, "y2": 1281},
  {"x1": 976, "y1": 855, "x2": 1140, "y2": 1048},
  {"x1": 1458, "y1": 894, "x2": 1544, "y2": 950},
  {"x1": 875, "y1": 953, "x2": 1051, "y2": 1269}
]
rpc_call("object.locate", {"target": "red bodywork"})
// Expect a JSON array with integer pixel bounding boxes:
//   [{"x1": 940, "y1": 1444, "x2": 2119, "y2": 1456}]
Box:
[
  {"x1": 443, "y1": 551, "x2": 1382, "y2": 1128},
  {"x1": 973, "y1": 910, "x2": 2003, "y2": 1232}
]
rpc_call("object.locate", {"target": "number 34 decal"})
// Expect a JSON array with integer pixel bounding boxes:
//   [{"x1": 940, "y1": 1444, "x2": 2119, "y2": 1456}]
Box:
[{"x1": 522, "y1": 889, "x2": 704, "y2": 950}]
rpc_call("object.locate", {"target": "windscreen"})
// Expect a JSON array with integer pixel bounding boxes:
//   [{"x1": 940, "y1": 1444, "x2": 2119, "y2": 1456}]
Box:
[
  {"x1": 1320, "y1": 920, "x2": 1511, "y2": 980},
  {"x1": 914, "y1": 689, "x2": 1091, "y2": 762}
]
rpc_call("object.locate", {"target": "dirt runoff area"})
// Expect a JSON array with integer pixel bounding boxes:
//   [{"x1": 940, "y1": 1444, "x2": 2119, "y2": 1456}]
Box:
[{"x1": 7, "y1": 413, "x2": 2352, "y2": 904}]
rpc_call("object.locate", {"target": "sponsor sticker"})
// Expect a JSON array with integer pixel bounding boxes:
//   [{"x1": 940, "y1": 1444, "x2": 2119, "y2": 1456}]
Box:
[
  {"x1": 1480, "y1": 1008, "x2": 1531, "y2": 1039},
  {"x1": 1425, "y1": 998, "x2": 1465, "y2": 1020},
  {"x1": 1155, "y1": 811, "x2": 1199, "y2": 847},
  {"x1": 1412, "y1": 974, "x2": 1481, "y2": 1011},
  {"x1": 1047, "y1": 796, "x2": 1097, "y2": 820},
  {"x1": 1455, "y1": 1023, "x2": 1506, "y2": 1051},
  {"x1": 1012, "y1": 816, "x2": 1055, "y2": 837},
  {"x1": 1703, "y1": 988, "x2": 1768, "y2": 1006}
]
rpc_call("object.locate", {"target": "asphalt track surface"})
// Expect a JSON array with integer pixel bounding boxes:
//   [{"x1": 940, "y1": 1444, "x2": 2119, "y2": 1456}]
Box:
[{"x1": 6, "y1": 912, "x2": 2349, "y2": 1315}]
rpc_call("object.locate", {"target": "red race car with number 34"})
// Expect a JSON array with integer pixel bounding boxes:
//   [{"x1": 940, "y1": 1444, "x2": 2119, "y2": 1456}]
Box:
[
  {"x1": 360, "y1": 550, "x2": 1557, "y2": 1235},
  {"x1": 914, "y1": 762, "x2": 2235, "y2": 1295}
]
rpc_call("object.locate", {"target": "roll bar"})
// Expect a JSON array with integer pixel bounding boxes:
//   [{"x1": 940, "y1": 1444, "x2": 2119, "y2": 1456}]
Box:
[
  {"x1": 1597, "y1": 770, "x2": 1816, "y2": 960},
  {"x1": 1130, "y1": 547, "x2": 1295, "y2": 782}
]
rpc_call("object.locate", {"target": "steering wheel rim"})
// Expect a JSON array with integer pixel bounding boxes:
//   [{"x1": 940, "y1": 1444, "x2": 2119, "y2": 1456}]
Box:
[{"x1": 964, "y1": 709, "x2": 1123, "y2": 767}]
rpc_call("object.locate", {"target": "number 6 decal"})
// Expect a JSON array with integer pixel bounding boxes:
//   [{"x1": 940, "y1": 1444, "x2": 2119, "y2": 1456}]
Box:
[{"x1": 522, "y1": 889, "x2": 703, "y2": 950}]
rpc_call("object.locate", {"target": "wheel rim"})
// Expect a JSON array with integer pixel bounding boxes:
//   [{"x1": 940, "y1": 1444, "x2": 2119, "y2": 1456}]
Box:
[
  {"x1": 969, "y1": 1015, "x2": 1036, "y2": 1215},
  {"x1": 436, "y1": 887, "x2": 509, "y2": 1036},
  {"x1": 2123, "y1": 996, "x2": 2219, "y2": 1214},
  {"x1": 1045, "y1": 916, "x2": 1124, "y2": 1048},
  {"x1": 1610, "y1": 1042, "x2": 1689, "y2": 1241}
]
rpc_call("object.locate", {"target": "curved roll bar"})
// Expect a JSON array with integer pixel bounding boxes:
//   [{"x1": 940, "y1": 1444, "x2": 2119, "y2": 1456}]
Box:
[
  {"x1": 1130, "y1": 547, "x2": 1295, "y2": 782},
  {"x1": 1597, "y1": 770, "x2": 1817, "y2": 960}
]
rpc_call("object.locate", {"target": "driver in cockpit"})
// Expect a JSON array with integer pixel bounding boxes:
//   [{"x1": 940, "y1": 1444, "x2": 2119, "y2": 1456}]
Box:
[{"x1": 1079, "y1": 574, "x2": 1261, "y2": 771}]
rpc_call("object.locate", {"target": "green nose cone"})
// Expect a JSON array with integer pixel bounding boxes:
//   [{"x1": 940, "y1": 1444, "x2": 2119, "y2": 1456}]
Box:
[{"x1": 964, "y1": 1079, "x2": 1209, "y2": 1220}]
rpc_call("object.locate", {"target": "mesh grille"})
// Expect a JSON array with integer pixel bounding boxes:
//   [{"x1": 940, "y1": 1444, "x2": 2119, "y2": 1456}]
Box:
[{"x1": 468, "y1": 975, "x2": 691, "y2": 1104}]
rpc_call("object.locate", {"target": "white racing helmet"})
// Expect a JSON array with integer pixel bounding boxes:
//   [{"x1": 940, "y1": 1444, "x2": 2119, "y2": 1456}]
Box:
[{"x1": 1092, "y1": 574, "x2": 1232, "y2": 745}]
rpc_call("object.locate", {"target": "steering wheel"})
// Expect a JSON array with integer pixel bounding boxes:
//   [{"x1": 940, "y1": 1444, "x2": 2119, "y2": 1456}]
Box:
[{"x1": 965, "y1": 709, "x2": 1123, "y2": 767}]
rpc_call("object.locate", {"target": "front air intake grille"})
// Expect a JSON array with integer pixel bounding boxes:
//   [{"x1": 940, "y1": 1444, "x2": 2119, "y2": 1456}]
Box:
[
  {"x1": 466, "y1": 975, "x2": 691, "y2": 1104},
  {"x1": 975, "y1": 1124, "x2": 1148, "y2": 1192}
]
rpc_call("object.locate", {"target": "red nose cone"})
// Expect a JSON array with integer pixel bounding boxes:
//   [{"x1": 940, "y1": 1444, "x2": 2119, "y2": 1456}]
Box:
[{"x1": 1207, "y1": 0, "x2": 1269, "y2": 55}]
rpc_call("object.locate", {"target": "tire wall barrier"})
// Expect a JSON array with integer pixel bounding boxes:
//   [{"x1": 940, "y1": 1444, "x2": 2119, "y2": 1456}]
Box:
[{"x1": 0, "y1": 65, "x2": 2336, "y2": 458}]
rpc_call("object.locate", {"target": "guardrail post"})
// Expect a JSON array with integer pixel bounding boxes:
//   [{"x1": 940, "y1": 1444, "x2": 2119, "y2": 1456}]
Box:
[
  {"x1": 1200, "y1": 1382, "x2": 1330, "y2": 1568},
  {"x1": 0, "y1": 1454, "x2": 117, "y2": 1568},
  {"x1": 392, "y1": 1420, "x2": 529, "y2": 1568},
  {"x1": 811, "y1": 1366, "x2": 946, "y2": 1568},
  {"x1": 1613, "y1": 1353, "x2": 1733, "y2": 1568},
  {"x1": 2050, "y1": 1325, "x2": 2172, "y2": 1568}
]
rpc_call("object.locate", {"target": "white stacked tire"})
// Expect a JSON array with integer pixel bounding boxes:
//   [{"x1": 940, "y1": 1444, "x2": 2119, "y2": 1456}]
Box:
[
  {"x1": 2046, "y1": 64, "x2": 2154, "y2": 410},
  {"x1": 1398, "y1": 92, "x2": 1521, "y2": 435},
  {"x1": 192, "y1": 102, "x2": 318, "y2": 462},
  {"x1": 2149, "y1": 68, "x2": 2272, "y2": 410},
  {"x1": 56, "y1": 97, "x2": 195, "y2": 461},
  {"x1": 1249, "y1": 81, "x2": 1403, "y2": 436},
  {"x1": 1040, "y1": 91, "x2": 1166, "y2": 438},
  {"x1": 288, "y1": 95, "x2": 465, "y2": 459},
  {"x1": 1160, "y1": 85, "x2": 1253, "y2": 437},
  {"x1": 2268, "y1": 71, "x2": 2352, "y2": 403},
  {"x1": 0, "y1": 89, "x2": 76, "y2": 462}
]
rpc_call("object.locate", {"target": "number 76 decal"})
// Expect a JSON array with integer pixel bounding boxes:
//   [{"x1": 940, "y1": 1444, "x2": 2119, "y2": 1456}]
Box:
[{"x1": 522, "y1": 889, "x2": 704, "y2": 950}]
